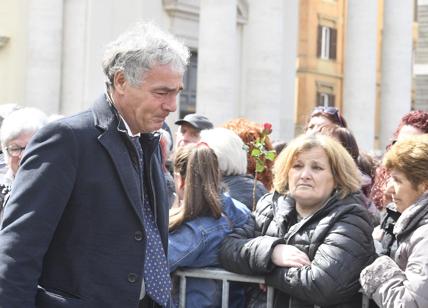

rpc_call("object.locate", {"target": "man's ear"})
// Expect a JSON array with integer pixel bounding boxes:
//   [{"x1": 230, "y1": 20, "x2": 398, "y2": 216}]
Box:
[{"x1": 113, "y1": 71, "x2": 127, "y2": 95}]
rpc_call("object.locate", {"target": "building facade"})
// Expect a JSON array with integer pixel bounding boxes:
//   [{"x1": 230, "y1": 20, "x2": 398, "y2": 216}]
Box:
[
  {"x1": 415, "y1": 0, "x2": 428, "y2": 111},
  {"x1": 0, "y1": 0, "x2": 417, "y2": 151}
]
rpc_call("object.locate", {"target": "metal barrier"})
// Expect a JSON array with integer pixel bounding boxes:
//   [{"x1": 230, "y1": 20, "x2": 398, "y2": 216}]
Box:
[
  {"x1": 174, "y1": 267, "x2": 274, "y2": 308},
  {"x1": 173, "y1": 267, "x2": 372, "y2": 308}
]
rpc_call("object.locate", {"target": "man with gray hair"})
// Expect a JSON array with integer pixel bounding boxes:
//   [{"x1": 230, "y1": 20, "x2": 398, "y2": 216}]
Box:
[{"x1": 0, "y1": 22, "x2": 189, "y2": 307}]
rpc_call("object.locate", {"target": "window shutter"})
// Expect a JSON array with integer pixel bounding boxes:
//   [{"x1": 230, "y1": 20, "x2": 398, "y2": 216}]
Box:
[
  {"x1": 330, "y1": 28, "x2": 337, "y2": 60},
  {"x1": 317, "y1": 25, "x2": 322, "y2": 58},
  {"x1": 330, "y1": 94, "x2": 335, "y2": 107},
  {"x1": 316, "y1": 92, "x2": 321, "y2": 106}
]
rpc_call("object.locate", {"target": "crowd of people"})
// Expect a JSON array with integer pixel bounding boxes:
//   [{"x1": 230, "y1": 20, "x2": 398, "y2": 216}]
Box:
[{"x1": 0, "y1": 20, "x2": 426, "y2": 308}]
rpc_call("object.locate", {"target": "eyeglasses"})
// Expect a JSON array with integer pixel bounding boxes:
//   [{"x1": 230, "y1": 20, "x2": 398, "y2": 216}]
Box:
[
  {"x1": 4, "y1": 145, "x2": 26, "y2": 157},
  {"x1": 312, "y1": 106, "x2": 344, "y2": 127}
]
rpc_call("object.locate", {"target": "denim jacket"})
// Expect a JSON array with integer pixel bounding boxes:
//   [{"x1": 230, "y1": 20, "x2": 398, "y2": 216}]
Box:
[{"x1": 168, "y1": 194, "x2": 251, "y2": 308}]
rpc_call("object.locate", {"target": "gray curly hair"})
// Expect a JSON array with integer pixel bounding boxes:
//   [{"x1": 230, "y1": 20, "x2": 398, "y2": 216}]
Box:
[{"x1": 102, "y1": 21, "x2": 190, "y2": 87}]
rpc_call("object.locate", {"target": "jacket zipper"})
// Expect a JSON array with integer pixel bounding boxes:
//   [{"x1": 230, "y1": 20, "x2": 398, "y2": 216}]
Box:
[{"x1": 284, "y1": 194, "x2": 337, "y2": 245}]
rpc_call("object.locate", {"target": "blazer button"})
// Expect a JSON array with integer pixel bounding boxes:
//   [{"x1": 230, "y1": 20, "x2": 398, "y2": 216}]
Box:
[
  {"x1": 134, "y1": 231, "x2": 143, "y2": 241},
  {"x1": 128, "y1": 273, "x2": 138, "y2": 283}
]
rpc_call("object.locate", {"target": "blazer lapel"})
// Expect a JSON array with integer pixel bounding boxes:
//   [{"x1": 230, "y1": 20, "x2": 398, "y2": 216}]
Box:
[{"x1": 92, "y1": 95, "x2": 145, "y2": 225}]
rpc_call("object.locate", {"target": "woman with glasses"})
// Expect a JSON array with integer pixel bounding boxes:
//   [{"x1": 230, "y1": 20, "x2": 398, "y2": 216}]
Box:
[
  {"x1": 306, "y1": 106, "x2": 348, "y2": 134},
  {"x1": 0, "y1": 108, "x2": 47, "y2": 213}
]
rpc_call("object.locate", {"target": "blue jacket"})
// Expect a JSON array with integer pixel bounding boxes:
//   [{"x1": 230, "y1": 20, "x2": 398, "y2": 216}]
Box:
[
  {"x1": 0, "y1": 95, "x2": 170, "y2": 307},
  {"x1": 168, "y1": 195, "x2": 251, "y2": 307},
  {"x1": 222, "y1": 175, "x2": 267, "y2": 211}
]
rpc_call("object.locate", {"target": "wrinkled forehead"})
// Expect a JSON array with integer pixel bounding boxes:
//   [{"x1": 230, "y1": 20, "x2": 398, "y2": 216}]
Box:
[
  {"x1": 292, "y1": 144, "x2": 327, "y2": 161},
  {"x1": 4, "y1": 130, "x2": 35, "y2": 147}
]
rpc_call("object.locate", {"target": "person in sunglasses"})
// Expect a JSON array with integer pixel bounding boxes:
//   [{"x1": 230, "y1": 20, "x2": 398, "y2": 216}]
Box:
[{"x1": 306, "y1": 106, "x2": 348, "y2": 134}]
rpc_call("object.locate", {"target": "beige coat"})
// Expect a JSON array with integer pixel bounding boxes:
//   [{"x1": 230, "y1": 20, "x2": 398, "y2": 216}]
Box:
[{"x1": 360, "y1": 193, "x2": 428, "y2": 308}]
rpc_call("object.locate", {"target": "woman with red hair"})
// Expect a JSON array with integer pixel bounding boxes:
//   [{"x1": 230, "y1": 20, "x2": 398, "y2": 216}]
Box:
[
  {"x1": 371, "y1": 110, "x2": 428, "y2": 257},
  {"x1": 371, "y1": 110, "x2": 428, "y2": 210},
  {"x1": 223, "y1": 118, "x2": 274, "y2": 191}
]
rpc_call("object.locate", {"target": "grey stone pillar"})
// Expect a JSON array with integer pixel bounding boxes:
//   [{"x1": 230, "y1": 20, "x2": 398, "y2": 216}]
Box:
[
  {"x1": 61, "y1": 0, "x2": 88, "y2": 115},
  {"x1": 25, "y1": 0, "x2": 63, "y2": 114},
  {"x1": 380, "y1": 0, "x2": 414, "y2": 149},
  {"x1": 196, "y1": 0, "x2": 237, "y2": 124},
  {"x1": 241, "y1": 0, "x2": 298, "y2": 141},
  {"x1": 343, "y1": 0, "x2": 378, "y2": 152}
]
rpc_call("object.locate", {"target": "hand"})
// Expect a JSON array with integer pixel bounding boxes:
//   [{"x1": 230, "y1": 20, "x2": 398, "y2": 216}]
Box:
[
  {"x1": 271, "y1": 244, "x2": 311, "y2": 268},
  {"x1": 259, "y1": 283, "x2": 267, "y2": 292},
  {"x1": 372, "y1": 226, "x2": 385, "y2": 241}
]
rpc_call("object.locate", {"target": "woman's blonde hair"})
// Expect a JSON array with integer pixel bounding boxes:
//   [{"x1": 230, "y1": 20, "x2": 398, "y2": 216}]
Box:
[
  {"x1": 383, "y1": 134, "x2": 428, "y2": 189},
  {"x1": 273, "y1": 134, "x2": 361, "y2": 199},
  {"x1": 169, "y1": 144, "x2": 222, "y2": 231}
]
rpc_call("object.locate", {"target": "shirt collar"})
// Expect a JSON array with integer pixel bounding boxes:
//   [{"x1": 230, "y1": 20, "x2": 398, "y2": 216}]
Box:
[
  {"x1": 105, "y1": 90, "x2": 140, "y2": 138},
  {"x1": 121, "y1": 116, "x2": 140, "y2": 138}
]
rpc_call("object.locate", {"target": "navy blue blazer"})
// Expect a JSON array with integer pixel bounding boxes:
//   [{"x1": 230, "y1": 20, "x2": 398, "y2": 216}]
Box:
[{"x1": 0, "y1": 95, "x2": 170, "y2": 307}]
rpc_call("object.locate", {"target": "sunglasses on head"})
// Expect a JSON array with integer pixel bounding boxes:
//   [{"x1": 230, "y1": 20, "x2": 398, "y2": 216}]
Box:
[
  {"x1": 312, "y1": 106, "x2": 339, "y2": 116},
  {"x1": 312, "y1": 106, "x2": 344, "y2": 127}
]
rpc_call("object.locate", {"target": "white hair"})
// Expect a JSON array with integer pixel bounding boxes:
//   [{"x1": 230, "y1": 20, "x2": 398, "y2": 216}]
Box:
[
  {"x1": 102, "y1": 21, "x2": 190, "y2": 87},
  {"x1": 200, "y1": 128, "x2": 247, "y2": 176},
  {"x1": 1, "y1": 107, "x2": 48, "y2": 149},
  {"x1": 159, "y1": 128, "x2": 173, "y2": 157}
]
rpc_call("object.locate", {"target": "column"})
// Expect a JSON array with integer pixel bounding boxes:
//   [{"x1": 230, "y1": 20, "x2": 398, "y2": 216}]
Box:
[
  {"x1": 343, "y1": 0, "x2": 378, "y2": 152},
  {"x1": 380, "y1": 0, "x2": 414, "y2": 149},
  {"x1": 25, "y1": 0, "x2": 63, "y2": 114},
  {"x1": 196, "y1": 0, "x2": 237, "y2": 125},
  {"x1": 240, "y1": 0, "x2": 299, "y2": 141},
  {"x1": 61, "y1": 0, "x2": 88, "y2": 115}
]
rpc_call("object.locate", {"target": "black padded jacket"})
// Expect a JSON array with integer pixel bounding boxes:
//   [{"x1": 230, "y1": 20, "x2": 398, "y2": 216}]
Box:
[{"x1": 219, "y1": 191, "x2": 376, "y2": 308}]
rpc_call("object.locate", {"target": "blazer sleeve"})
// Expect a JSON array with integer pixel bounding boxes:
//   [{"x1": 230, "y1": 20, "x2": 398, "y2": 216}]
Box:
[
  {"x1": 0, "y1": 121, "x2": 79, "y2": 307},
  {"x1": 266, "y1": 208, "x2": 375, "y2": 306}
]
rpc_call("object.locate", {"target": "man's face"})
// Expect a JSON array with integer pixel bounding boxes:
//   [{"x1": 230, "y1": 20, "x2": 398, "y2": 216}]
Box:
[
  {"x1": 113, "y1": 64, "x2": 183, "y2": 134},
  {"x1": 176, "y1": 123, "x2": 201, "y2": 147}
]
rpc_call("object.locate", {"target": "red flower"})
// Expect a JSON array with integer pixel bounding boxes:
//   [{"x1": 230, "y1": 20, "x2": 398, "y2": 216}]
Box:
[{"x1": 263, "y1": 123, "x2": 272, "y2": 135}]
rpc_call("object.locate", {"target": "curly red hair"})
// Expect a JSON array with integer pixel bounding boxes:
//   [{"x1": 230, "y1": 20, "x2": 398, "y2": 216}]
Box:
[
  {"x1": 370, "y1": 110, "x2": 428, "y2": 209},
  {"x1": 223, "y1": 118, "x2": 273, "y2": 191}
]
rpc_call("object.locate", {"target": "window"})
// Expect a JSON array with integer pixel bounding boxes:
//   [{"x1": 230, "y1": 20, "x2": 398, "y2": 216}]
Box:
[
  {"x1": 179, "y1": 51, "x2": 197, "y2": 119},
  {"x1": 316, "y1": 92, "x2": 335, "y2": 107},
  {"x1": 317, "y1": 25, "x2": 337, "y2": 60}
]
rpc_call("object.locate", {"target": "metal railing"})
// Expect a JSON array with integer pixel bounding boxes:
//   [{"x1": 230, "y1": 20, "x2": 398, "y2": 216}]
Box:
[
  {"x1": 173, "y1": 267, "x2": 372, "y2": 308},
  {"x1": 174, "y1": 267, "x2": 274, "y2": 308}
]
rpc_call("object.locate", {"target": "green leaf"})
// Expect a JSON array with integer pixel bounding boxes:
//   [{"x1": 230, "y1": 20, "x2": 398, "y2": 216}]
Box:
[
  {"x1": 251, "y1": 148, "x2": 261, "y2": 157},
  {"x1": 255, "y1": 160, "x2": 265, "y2": 173},
  {"x1": 265, "y1": 151, "x2": 276, "y2": 161}
]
